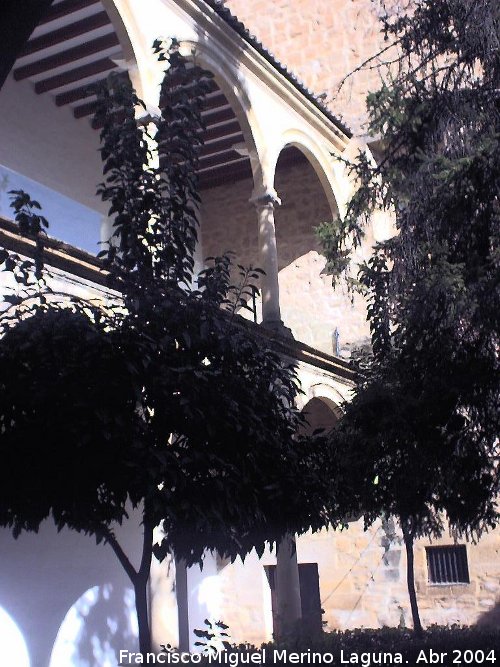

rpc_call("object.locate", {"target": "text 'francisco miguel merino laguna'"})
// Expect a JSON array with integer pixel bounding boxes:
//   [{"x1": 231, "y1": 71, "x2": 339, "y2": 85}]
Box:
[{"x1": 119, "y1": 648, "x2": 418, "y2": 665}]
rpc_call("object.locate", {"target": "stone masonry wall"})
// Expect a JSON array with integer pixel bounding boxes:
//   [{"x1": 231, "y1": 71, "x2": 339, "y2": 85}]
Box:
[
  {"x1": 212, "y1": 392, "x2": 500, "y2": 642},
  {"x1": 201, "y1": 158, "x2": 370, "y2": 355},
  {"x1": 215, "y1": 521, "x2": 500, "y2": 646},
  {"x1": 200, "y1": 2, "x2": 500, "y2": 640},
  {"x1": 223, "y1": 0, "x2": 390, "y2": 134}
]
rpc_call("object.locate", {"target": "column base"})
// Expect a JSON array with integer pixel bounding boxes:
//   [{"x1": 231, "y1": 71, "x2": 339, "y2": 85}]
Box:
[{"x1": 261, "y1": 319, "x2": 294, "y2": 340}]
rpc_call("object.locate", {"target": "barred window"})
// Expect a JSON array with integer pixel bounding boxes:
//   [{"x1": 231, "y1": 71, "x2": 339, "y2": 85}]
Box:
[{"x1": 426, "y1": 545, "x2": 470, "y2": 584}]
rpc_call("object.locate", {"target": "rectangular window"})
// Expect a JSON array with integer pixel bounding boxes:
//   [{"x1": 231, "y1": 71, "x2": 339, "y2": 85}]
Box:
[{"x1": 426, "y1": 545, "x2": 470, "y2": 584}]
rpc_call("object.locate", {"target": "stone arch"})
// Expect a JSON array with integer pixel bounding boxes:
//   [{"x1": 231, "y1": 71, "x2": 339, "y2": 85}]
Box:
[
  {"x1": 271, "y1": 136, "x2": 344, "y2": 350},
  {"x1": 100, "y1": 0, "x2": 147, "y2": 100},
  {"x1": 271, "y1": 129, "x2": 343, "y2": 220},
  {"x1": 49, "y1": 583, "x2": 137, "y2": 666},
  {"x1": 178, "y1": 39, "x2": 262, "y2": 178},
  {"x1": 0, "y1": 605, "x2": 30, "y2": 667},
  {"x1": 296, "y1": 379, "x2": 349, "y2": 417},
  {"x1": 175, "y1": 38, "x2": 267, "y2": 309}
]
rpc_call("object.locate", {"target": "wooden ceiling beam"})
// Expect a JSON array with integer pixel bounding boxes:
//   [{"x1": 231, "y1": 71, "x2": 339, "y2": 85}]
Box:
[
  {"x1": 199, "y1": 150, "x2": 245, "y2": 171},
  {"x1": 57, "y1": 82, "x2": 97, "y2": 106},
  {"x1": 199, "y1": 160, "x2": 253, "y2": 190},
  {"x1": 73, "y1": 99, "x2": 99, "y2": 118},
  {"x1": 202, "y1": 106, "x2": 236, "y2": 127},
  {"x1": 56, "y1": 69, "x2": 128, "y2": 105},
  {"x1": 201, "y1": 92, "x2": 228, "y2": 112},
  {"x1": 165, "y1": 72, "x2": 217, "y2": 92},
  {"x1": 22, "y1": 11, "x2": 110, "y2": 56},
  {"x1": 39, "y1": 0, "x2": 100, "y2": 25},
  {"x1": 35, "y1": 57, "x2": 116, "y2": 94},
  {"x1": 198, "y1": 147, "x2": 307, "y2": 191},
  {"x1": 91, "y1": 97, "x2": 243, "y2": 140},
  {"x1": 203, "y1": 119, "x2": 241, "y2": 143},
  {"x1": 14, "y1": 32, "x2": 119, "y2": 81},
  {"x1": 164, "y1": 90, "x2": 227, "y2": 112},
  {"x1": 199, "y1": 133, "x2": 245, "y2": 158}
]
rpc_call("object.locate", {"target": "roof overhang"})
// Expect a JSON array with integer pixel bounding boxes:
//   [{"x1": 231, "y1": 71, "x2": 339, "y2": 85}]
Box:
[{"x1": 5, "y1": 0, "x2": 350, "y2": 191}]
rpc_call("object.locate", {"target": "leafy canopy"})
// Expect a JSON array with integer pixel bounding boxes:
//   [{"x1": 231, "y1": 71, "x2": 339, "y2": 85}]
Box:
[
  {"x1": 0, "y1": 40, "x2": 337, "y2": 566},
  {"x1": 320, "y1": 0, "x2": 500, "y2": 541}
]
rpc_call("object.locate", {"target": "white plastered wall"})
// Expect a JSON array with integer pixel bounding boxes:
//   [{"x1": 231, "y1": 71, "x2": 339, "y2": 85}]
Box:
[{"x1": 0, "y1": 77, "x2": 105, "y2": 214}]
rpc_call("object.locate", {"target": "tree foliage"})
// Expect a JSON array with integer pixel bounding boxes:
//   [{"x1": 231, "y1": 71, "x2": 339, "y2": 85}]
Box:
[
  {"x1": 0, "y1": 41, "x2": 336, "y2": 654},
  {"x1": 319, "y1": 0, "x2": 500, "y2": 632}
]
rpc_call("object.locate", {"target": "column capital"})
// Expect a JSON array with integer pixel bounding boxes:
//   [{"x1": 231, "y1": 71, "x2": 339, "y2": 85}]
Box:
[{"x1": 249, "y1": 187, "x2": 281, "y2": 209}]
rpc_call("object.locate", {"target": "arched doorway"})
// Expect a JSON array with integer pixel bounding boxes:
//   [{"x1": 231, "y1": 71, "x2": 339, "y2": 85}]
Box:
[
  {"x1": 0, "y1": 606, "x2": 30, "y2": 667},
  {"x1": 300, "y1": 396, "x2": 339, "y2": 435}
]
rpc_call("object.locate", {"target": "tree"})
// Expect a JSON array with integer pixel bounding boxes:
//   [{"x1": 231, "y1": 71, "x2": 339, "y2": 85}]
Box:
[
  {"x1": 0, "y1": 41, "x2": 336, "y2": 655},
  {"x1": 318, "y1": 0, "x2": 500, "y2": 633}
]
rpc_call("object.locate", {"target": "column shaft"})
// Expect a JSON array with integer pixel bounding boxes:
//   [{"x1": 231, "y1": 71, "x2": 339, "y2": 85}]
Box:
[{"x1": 253, "y1": 194, "x2": 281, "y2": 324}]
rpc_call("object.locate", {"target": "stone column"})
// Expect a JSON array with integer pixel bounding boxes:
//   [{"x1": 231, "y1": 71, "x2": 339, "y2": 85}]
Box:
[
  {"x1": 250, "y1": 190, "x2": 282, "y2": 325},
  {"x1": 185, "y1": 552, "x2": 220, "y2": 652},
  {"x1": 275, "y1": 534, "x2": 302, "y2": 639},
  {"x1": 100, "y1": 215, "x2": 113, "y2": 249}
]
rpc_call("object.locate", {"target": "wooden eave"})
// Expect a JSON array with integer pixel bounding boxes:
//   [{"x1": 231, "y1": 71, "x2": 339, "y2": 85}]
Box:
[
  {"x1": 8, "y1": 0, "x2": 348, "y2": 191},
  {"x1": 180, "y1": 0, "x2": 351, "y2": 152}
]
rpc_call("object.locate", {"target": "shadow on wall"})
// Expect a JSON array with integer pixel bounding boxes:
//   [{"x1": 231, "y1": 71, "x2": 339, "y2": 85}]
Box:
[
  {"x1": 49, "y1": 584, "x2": 137, "y2": 667},
  {"x1": 476, "y1": 597, "x2": 500, "y2": 629}
]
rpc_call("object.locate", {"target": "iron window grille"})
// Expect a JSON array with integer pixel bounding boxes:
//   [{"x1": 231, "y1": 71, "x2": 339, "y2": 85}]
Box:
[{"x1": 426, "y1": 545, "x2": 470, "y2": 585}]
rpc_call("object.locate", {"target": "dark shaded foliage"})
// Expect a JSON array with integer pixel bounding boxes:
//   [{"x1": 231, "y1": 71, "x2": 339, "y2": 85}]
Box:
[
  {"x1": 220, "y1": 626, "x2": 500, "y2": 665},
  {"x1": 0, "y1": 39, "x2": 337, "y2": 653},
  {"x1": 318, "y1": 0, "x2": 500, "y2": 633}
]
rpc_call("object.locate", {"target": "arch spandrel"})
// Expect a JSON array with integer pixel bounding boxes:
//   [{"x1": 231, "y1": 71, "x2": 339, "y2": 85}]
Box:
[
  {"x1": 101, "y1": 1, "x2": 352, "y2": 208},
  {"x1": 102, "y1": 0, "x2": 203, "y2": 109},
  {"x1": 295, "y1": 373, "x2": 353, "y2": 414}
]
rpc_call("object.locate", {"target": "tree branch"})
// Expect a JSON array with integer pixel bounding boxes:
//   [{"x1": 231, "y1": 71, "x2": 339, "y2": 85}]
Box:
[
  {"x1": 104, "y1": 528, "x2": 138, "y2": 583},
  {"x1": 334, "y1": 41, "x2": 401, "y2": 97}
]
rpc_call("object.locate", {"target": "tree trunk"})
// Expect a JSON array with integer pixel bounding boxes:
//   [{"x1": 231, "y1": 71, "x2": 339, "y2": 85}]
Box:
[
  {"x1": 104, "y1": 510, "x2": 155, "y2": 657},
  {"x1": 135, "y1": 512, "x2": 154, "y2": 656},
  {"x1": 134, "y1": 574, "x2": 152, "y2": 655},
  {"x1": 402, "y1": 523, "x2": 423, "y2": 635}
]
